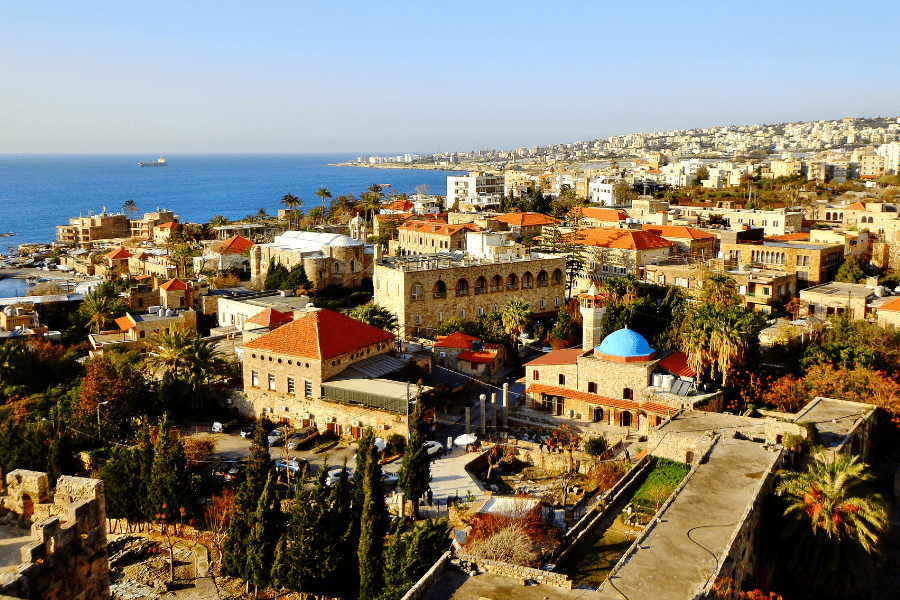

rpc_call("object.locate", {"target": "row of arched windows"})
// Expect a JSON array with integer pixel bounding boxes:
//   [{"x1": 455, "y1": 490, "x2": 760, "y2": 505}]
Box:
[
  {"x1": 751, "y1": 250, "x2": 786, "y2": 265},
  {"x1": 412, "y1": 269, "x2": 564, "y2": 300},
  {"x1": 824, "y1": 211, "x2": 844, "y2": 221}
]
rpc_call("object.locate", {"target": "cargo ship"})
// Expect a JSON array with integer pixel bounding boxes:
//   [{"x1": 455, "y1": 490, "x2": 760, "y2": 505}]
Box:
[{"x1": 138, "y1": 157, "x2": 167, "y2": 167}]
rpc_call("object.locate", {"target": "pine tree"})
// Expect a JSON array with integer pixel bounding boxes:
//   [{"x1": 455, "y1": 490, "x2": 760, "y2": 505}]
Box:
[
  {"x1": 378, "y1": 519, "x2": 450, "y2": 600},
  {"x1": 101, "y1": 446, "x2": 144, "y2": 526},
  {"x1": 379, "y1": 526, "x2": 410, "y2": 600},
  {"x1": 358, "y1": 428, "x2": 388, "y2": 600},
  {"x1": 147, "y1": 421, "x2": 187, "y2": 523},
  {"x1": 245, "y1": 473, "x2": 281, "y2": 598},
  {"x1": 397, "y1": 399, "x2": 431, "y2": 520}
]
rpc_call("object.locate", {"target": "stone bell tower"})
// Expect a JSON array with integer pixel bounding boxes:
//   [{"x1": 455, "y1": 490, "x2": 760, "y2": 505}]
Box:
[{"x1": 579, "y1": 283, "x2": 608, "y2": 351}]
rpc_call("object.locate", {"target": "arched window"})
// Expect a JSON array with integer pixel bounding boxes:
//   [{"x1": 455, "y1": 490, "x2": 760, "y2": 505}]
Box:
[
  {"x1": 537, "y1": 270, "x2": 548, "y2": 287},
  {"x1": 475, "y1": 276, "x2": 487, "y2": 294},
  {"x1": 522, "y1": 272, "x2": 534, "y2": 289},
  {"x1": 826, "y1": 212, "x2": 831, "y2": 221},
  {"x1": 411, "y1": 283, "x2": 424, "y2": 300},
  {"x1": 333, "y1": 262, "x2": 341, "y2": 274},
  {"x1": 349, "y1": 260, "x2": 356, "y2": 272},
  {"x1": 456, "y1": 278, "x2": 469, "y2": 297},
  {"x1": 869, "y1": 216, "x2": 875, "y2": 224},
  {"x1": 506, "y1": 274, "x2": 518, "y2": 290},
  {"x1": 433, "y1": 280, "x2": 447, "y2": 298},
  {"x1": 491, "y1": 275, "x2": 502, "y2": 292},
  {"x1": 551, "y1": 269, "x2": 563, "y2": 285}
]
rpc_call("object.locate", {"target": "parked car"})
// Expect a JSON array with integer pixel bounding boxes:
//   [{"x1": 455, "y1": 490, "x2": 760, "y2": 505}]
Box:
[
  {"x1": 274, "y1": 458, "x2": 309, "y2": 474},
  {"x1": 424, "y1": 441, "x2": 442, "y2": 456},
  {"x1": 211, "y1": 460, "x2": 236, "y2": 479},
  {"x1": 381, "y1": 471, "x2": 399, "y2": 487},
  {"x1": 225, "y1": 463, "x2": 246, "y2": 482},
  {"x1": 286, "y1": 426, "x2": 319, "y2": 450},
  {"x1": 267, "y1": 429, "x2": 284, "y2": 446},
  {"x1": 325, "y1": 467, "x2": 353, "y2": 486},
  {"x1": 240, "y1": 425, "x2": 256, "y2": 438}
]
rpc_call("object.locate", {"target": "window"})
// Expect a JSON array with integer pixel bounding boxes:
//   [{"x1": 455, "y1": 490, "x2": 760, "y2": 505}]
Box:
[
  {"x1": 334, "y1": 262, "x2": 341, "y2": 273},
  {"x1": 540, "y1": 299, "x2": 546, "y2": 308},
  {"x1": 287, "y1": 377, "x2": 295, "y2": 394},
  {"x1": 763, "y1": 287, "x2": 771, "y2": 296},
  {"x1": 415, "y1": 314, "x2": 422, "y2": 325},
  {"x1": 268, "y1": 373, "x2": 276, "y2": 390},
  {"x1": 438, "y1": 311, "x2": 443, "y2": 323},
  {"x1": 478, "y1": 307, "x2": 484, "y2": 316},
  {"x1": 411, "y1": 284, "x2": 424, "y2": 300},
  {"x1": 588, "y1": 382, "x2": 597, "y2": 393},
  {"x1": 251, "y1": 371, "x2": 259, "y2": 387},
  {"x1": 796, "y1": 255, "x2": 802, "y2": 266},
  {"x1": 304, "y1": 380, "x2": 312, "y2": 397},
  {"x1": 559, "y1": 374, "x2": 566, "y2": 385},
  {"x1": 803, "y1": 256, "x2": 809, "y2": 266},
  {"x1": 555, "y1": 296, "x2": 561, "y2": 307},
  {"x1": 493, "y1": 305, "x2": 498, "y2": 312},
  {"x1": 460, "y1": 309, "x2": 466, "y2": 319},
  {"x1": 774, "y1": 221, "x2": 779, "y2": 227},
  {"x1": 623, "y1": 388, "x2": 632, "y2": 400},
  {"x1": 433, "y1": 280, "x2": 447, "y2": 298},
  {"x1": 533, "y1": 370, "x2": 539, "y2": 381}
]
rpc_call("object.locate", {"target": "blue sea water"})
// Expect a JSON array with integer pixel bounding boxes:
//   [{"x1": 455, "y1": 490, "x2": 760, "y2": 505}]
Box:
[{"x1": 0, "y1": 154, "x2": 464, "y2": 250}]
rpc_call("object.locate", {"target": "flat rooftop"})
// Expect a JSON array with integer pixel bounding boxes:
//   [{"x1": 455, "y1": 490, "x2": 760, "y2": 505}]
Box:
[
  {"x1": 422, "y1": 569, "x2": 585, "y2": 600},
  {"x1": 377, "y1": 252, "x2": 560, "y2": 272},
  {"x1": 597, "y1": 439, "x2": 779, "y2": 600},
  {"x1": 792, "y1": 396, "x2": 874, "y2": 449},
  {"x1": 654, "y1": 410, "x2": 766, "y2": 440},
  {"x1": 801, "y1": 281, "x2": 874, "y2": 300}
]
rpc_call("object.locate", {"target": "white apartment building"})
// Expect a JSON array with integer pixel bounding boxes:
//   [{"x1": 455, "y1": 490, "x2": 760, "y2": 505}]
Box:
[
  {"x1": 722, "y1": 209, "x2": 804, "y2": 236},
  {"x1": 446, "y1": 172, "x2": 505, "y2": 209},
  {"x1": 877, "y1": 142, "x2": 900, "y2": 175},
  {"x1": 587, "y1": 176, "x2": 620, "y2": 205}
]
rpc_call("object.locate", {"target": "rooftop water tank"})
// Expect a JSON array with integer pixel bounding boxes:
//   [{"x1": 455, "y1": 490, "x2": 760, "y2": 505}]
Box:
[
  {"x1": 875, "y1": 286, "x2": 885, "y2": 297},
  {"x1": 157, "y1": 309, "x2": 165, "y2": 317},
  {"x1": 662, "y1": 374, "x2": 676, "y2": 392},
  {"x1": 165, "y1": 309, "x2": 174, "y2": 317}
]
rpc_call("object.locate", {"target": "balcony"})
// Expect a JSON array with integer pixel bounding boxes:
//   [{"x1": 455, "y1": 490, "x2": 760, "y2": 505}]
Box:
[
  {"x1": 537, "y1": 280, "x2": 549, "y2": 287},
  {"x1": 474, "y1": 287, "x2": 487, "y2": 295},
  {"x1": 507, "y1": 284, "x2": 518, "y2": 291},
  {"x1": 433, "y1": 292, "x2": 446, "y2": 299},
  {"x1": 490, "y1": 286, "x2": 502, "y2": 292},
  {"x1": 456, "y1": 289, "x2": 469, "y2": 297},
  {"x1": 522, "y1": 283, "x2": 533, "y2": 290}
]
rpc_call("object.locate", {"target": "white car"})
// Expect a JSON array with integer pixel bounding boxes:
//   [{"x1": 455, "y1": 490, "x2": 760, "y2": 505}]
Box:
[
  {"x1": 325, "y1": 467, "x2": 353, "y2": 486},
  {"x1": 267, "y1": 430, "x2": 284, "y2": 446},
  {"x1": 424, "y1": 441, "x2": 442, "y2": 456}
]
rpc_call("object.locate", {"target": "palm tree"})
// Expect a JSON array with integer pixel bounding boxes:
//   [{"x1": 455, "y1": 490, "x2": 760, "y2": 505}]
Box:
[
  {"x1": 682, "y1": 314, "x2": 713, "y2": 381},
  {"x1": 700, "y1": 274, "x2": 740, "y2": 306},
  {"x1": 500, "y1": 299, "x2": 532, "y2": 351},
  {"x1": 349, "y1": 303, "x2": 398, "y2": 333},
  {"x1": 776, "y1": 452, "x2": 889, "y2": 596},
  {"x1": 315, "y1": 188, "x2": 332, "y2": 225},
  {"x1": 280, "y1": 194, "x2": 300, "y2": 229},
  {"x1": 256, "y1": 208, "x2": 269, "y2": 222},
  {"x1": 210, "y1": 214, "x2": 228, "y2": 228},
  {"x1": 123, "y1": 199, "x2": 138, "y2": 221},
  {"x1": 361, "y1": 184, "x2": 385, "y2": 225},
  {"x1": 170, "y1": 244, "x2": 194, "y2": 278},
  {"x1": 145, "y1": 329, "x2": 231, "y2": 411},
  {"x1": 80, "y1": 288, "x2": 126, "y2": 333}
]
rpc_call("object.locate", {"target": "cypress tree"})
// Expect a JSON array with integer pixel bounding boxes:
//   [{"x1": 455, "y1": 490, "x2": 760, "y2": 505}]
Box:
[
  {"x1": 147, "y1": 421, "x2": 187, "y2": 523},
  {"x1": 397, "y1": 400, "x2": 431, "y2": 520},
  {"x1": 358, "y1": 428, "x2": 388, "y2": 600},
  {"x1": 245, "y1": 473, "x2": 280, "y2": 597},
  {"x1": 101, "y1": 446, "x2": 144, "y2": 526}
]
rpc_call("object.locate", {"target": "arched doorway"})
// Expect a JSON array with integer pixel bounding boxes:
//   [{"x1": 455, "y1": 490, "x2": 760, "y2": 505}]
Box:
[
  {"x1": 621, "y1": 411, "x2": 632, "y2": 427},
  {"x1": 21, "y1": 493, "x2": 34, "y2": 519}
]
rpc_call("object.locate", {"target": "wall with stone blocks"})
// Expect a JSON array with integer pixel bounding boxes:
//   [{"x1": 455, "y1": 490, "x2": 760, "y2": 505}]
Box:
[
  {"x1": 0, "y1": 471, "x2": 110, "y2": 600},
  {"x1": 400, "y1": 551, "x2": 451, "y2": 600},
  {"x1": 647, "y1": 429, "x2": 716, "y2": 466},
  {"x1": 455, "y1": 554, "x2": 572, "y2": 589}
]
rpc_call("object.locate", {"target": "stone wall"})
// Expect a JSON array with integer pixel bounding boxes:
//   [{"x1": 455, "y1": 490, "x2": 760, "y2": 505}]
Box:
[
  {"x1": 400, "y1": 552, "x2": 451, "y2": 600},
  {"x1": 0, "y1": 472, "x2": 110, "y2": 600},
  {"x1": 454, "y1": 554, "x2": 572, "y2": 589},
  {"x1": 648, "y1": 427, "x2": 717, "y2": 465}
]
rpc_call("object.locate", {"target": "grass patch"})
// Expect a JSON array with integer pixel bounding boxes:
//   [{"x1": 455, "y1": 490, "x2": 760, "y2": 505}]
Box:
[{"x1": 631, "y1": 457, "x2": 690, "y2": 512}]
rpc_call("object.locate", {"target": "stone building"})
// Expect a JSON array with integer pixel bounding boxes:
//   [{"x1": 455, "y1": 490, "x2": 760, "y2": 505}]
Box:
[
  {"x1": 719, "y1": 238, "x2": 846, "y2": 288},
  {"x1": 158, "y1": 278, "x2": 209, "y2": 312},
  {"x1": 0, "y1": 470, "x2": 110, "y2": 600},
  {"x1": 152, "y1": 221, "x2": 179, "y2": 245},
  {"x1": 250, "y1": 231, "x2": 373, "y2": 291},
  {"x1": 392, "y1": 221, "x2": 480, "y2": 255},
  {"x1": 130, "y1": 208, "x2": 178, "y2": 239},
  {"x1": 193, "y1": 234, "x2": 254, "y2": 274},
  {"x1": 876, "y1": 296, "x2": 900, "y2": 329},
  {"x1": 216, "y1": 292, "x2": 313, "y2": 330},
  {"x1": 55, "y1": 211, "x2": 130, "y2": 246},
  {"x1": 576, "y1": 228, "x2": 672, "y2": 286},
  {"x1": 238, "y1": 309, "x2": 427, "y2": 438},
  {"x1": 0, "y1": 305, "x2": 48, "y2": 340},
  {"x1": 433, "y1": 331, "x2": 506, "y2": 377},
  {"x1": 488, "y1": 212, "x2": 558, "y2": 238},
  {"x1": 372, "y1": 252, "x2": 566, "y2": 337},
  {"x1": 640, "y1": 224, "x2": 717, "y2": 256}
]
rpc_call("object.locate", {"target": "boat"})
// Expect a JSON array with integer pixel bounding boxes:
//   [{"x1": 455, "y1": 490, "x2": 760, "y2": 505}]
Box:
[{"x1": 139, "y1": 157, "x2": 167, "y2": 167}]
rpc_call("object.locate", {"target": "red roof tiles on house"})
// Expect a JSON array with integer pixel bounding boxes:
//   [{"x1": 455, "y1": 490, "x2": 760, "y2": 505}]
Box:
[
  {"x1": 641, "y1": 225, "x2": 716, "y2": 240},
  {"x1": 657, "y1": 352, "x2": 696, "y2": 379},
  {"x1": 246, "y1": 308, "x2": 294, "y2": 328},
  {"x1": 457, "y1": 349, "x2": 499, "y2": 363},
  {"x1": 641, "y1": 402, "x2": 680, "y2": 417},
  {"x1": 492, "y1": 213, "x2": 558, "y2": 228},
  {"x1": 159, "y1": 278, "x2": 189, "y2": 291},
  {"x1": 155, "y1": 221, "x2": 178, "y2": 229},
  {"x1": 878, "y1": 297, "x2": 900, "y2": 312},
  {"x1": 115, "y1": 315, "x2": 137, "y2": 331},
  {"x1": 525, "y1": 383, "x2": 641, "y2": 411},
  {"x1": 242, "y1": 309, "x2": 395, "y2": 360},
  {"x1": 524, "y1": 349, "x2": 584, "y2": 366},
  {"x1": 577, "y1": 228, "x2": 672, "y2": 251},
  {"x1": 398, "y1": 221, "x2": 480, "y2": 236},
  {"x1": 434, "y1": 331, "x2": 480, "y2": 349},
  {"x1": 106, "y1": 247, "x2": 132, "y2": 260},
  {"x1": 383, "y1": 200, "x2": 414, "y2": 212},
  {"x1": 214, "y1": 235, "x2": 254, "y2": 255},
  {"x1": 845, "y1": 202, "x2": 866, "y2": 211},
  {"x1": 576, "y1": 207, "x2": 629, "y2": 222}
]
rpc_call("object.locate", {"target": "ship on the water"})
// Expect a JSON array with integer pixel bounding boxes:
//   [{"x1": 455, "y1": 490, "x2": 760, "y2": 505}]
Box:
[{"x1": 138, "y1": 157, "x2": 167, "y2": 167}]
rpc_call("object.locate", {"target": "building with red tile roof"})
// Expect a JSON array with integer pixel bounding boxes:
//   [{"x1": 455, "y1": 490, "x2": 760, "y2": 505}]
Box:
[
  {"x1": 640, "y1": 225, "x2": 717, "y2": 255},
  {"x1": 576, "y1": 207, "x2": 629, "y2": 227},
  {"x1": 245, "y1": 308, "x2": 294, "y2": 330},
  {"x1": 106, "y1": 247, "x2": 132, "y2": 260},
  {"x1": 159, "y1": 278, "x2": 189, "y2": 291},
  {"x1": 434, "y1": 331, "x2": 480, "y2": 349},
  {"x1": 433, "y1": 332, "x2": 506, "y2": 376},
  {"x1": 214, "y1": 235, "x2": 254, "y2": 255},
  {"x1": 491, "y1": 213, "x2": 558, "y2": 237},
  {"x1": 396, "y1": 220, "x2": 481, "y2": 254},
  {"x1": 574, "y1": 228, "x2": 672, "y2": 287}
]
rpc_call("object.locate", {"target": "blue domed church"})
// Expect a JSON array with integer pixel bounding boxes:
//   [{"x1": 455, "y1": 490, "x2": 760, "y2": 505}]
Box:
[{"x1": 524, "y1": 287, "x2": 697, "y2": 432}]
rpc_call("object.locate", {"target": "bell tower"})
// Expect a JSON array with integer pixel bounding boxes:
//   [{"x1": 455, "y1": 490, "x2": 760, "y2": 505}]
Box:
[{"x1": 579, "y1": 283, "x2": 607, "y2": 351}]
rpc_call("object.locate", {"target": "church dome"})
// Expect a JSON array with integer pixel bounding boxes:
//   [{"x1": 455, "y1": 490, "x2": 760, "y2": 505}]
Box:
[{"x1": 595, "y1": 327, "x2": 655, "y2": 362}]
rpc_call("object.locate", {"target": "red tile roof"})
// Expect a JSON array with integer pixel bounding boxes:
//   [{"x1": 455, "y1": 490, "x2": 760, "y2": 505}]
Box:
[
  {"x1": 878, "y1": 297, "x2": 900, "y2": 312},
  {"x1": 159, "y1": 278, "x2": 189, "y2": 291},
  {"x1": 657, "y1": 352, "x2": 696, "y2": 379},
  {"x1": 642, "y1": 402, "x2": 680, "y2": 417},
  {"x1": 214, "y1": 235, "x2": 254, "y2": 254},
  {"x1": 577, "y1": 228, "x2": 672, "y2": 251},
  {"x1": 398, "y1": 221, "x2": 480, "y2": 236},
  {"x1": 641, "y1": 225, "x2": 716, "y2": 240},
  {"x1": 155, "y1": 221, "x2": 178, "y2": 229},
  {"x1": 845, "y1": 202, "x2": 866, "y2": 211},
  {"x1": 458, "y1": 349, "x2": 499, "y2": 363},
  {"x1": 434, "y1": 331, "x2": 480, "y2": 349},
  {"x1": 242, "y1": 309, "x2": 395, "y2": 360},
  {"x1": 767, "y1": 232, "x2": 810, "y2": 241},
  {"x1": 246, "y1": 308, "x2": 294, "y2": 328},
  {"x1": 524, "y1": 349, "x2": 584, "y2": 366},
  {"x1": 492, "y1": 213, "x2": 558, "y2": 228},
  {"x1": 383, "y1": 200, "x2": 414, "y2": 212},
  {"x1": 576, "y1": 207, "x2": 629, "y2": 222},
  {"x1": 526, "y1": 383, "x2": 640, "y2": 411},
  {"x1": 106, "y1": 247, "x2": 132, "y2": 260},
  {"x1": 115, "y1": 315, "x2": 137, "y2": 330},
  {"x1": 134, "y1": 274, "x2": 152, "y2": 281}
]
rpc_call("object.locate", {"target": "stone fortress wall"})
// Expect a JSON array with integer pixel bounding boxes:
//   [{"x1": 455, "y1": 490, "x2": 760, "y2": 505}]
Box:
[{"x1": 0, "y1": 470, "x2": 110, "y2": 600}]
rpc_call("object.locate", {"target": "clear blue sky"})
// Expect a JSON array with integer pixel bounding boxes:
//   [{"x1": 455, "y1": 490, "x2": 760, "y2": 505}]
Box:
[{"x1": 2, "y1": 0, "x2": 897, "y2": 155}]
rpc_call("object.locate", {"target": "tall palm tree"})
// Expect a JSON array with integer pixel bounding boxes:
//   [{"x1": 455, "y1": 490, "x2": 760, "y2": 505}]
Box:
[
  {"x1": 80, "y1": 290, "x2": 126, "y2": 334},
  {"x1": 145, "y1": 329, "x2": 231, "y2": 411},
  {"x1": 315, "y1": 188, "x2": 332, "y2": 225},
  {"x1": 170, "y1": 244, "x2": 194, "y2": 278},
  {"x1": 361, "y1": 184, "x2": 385, "y2": 225},
  {"x1": 123, "y1": 199, "x2": 138, "y2": 221},
  {"x1": 682, "y1": 314, "x2": 713, "y2": 381},
  {"x1": 280, "y1": 194, "x2": 300, "y2": 229},
  {"x1": 350, "y1": 303, "x2": 398, "y2": 333},
  {"x1": 500, "y1": 299, "x2": 532, "y2": 351},
  {"x1": 776, "y1": 452, "x2": 889, "y2": 596},
  {"x1": 700, "y1": 274, "x2": 740, "y2": 306},
  {"x1": 256, "y1": 208, "x2": 269, "y2": 222}
]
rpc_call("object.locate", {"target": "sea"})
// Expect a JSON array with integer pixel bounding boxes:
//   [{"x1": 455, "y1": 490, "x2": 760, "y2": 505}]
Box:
[{"x1": 0, "y1": 154, "x2": 465, "y2": 252}]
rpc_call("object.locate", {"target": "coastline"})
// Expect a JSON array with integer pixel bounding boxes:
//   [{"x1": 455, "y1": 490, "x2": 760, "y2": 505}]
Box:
[{"x1": 329, "y1": 162, "x2": 474, "y2": 172}]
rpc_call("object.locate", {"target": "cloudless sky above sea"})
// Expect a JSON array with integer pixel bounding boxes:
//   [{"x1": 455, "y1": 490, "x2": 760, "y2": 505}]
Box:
[
  {"x1": 1, "y1": 1, "x2": 898, "y2": 155},
  {"x1": 0, "y1": 154, "x2": 463, "y2": 248}
]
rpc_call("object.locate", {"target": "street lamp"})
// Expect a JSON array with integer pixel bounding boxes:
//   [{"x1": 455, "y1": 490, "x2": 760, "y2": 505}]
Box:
[{"x1": 96, "y1": 401, "x2": 109, "y2": 441}]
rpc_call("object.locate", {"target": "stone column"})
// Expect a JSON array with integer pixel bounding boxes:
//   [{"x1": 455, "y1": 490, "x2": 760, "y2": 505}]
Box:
[
  {"x1": 491, "y1": 393, "x2": 497, "y2": 431},
  {"x1": 479, "y1": 394, "x2": 486, "y2": 435},
  {"x1": 502, "y1": 383, "x2": 509, "y2": 428},
  {"x1": 465, "y1": 407, "x2": 471, "y2": 435}
]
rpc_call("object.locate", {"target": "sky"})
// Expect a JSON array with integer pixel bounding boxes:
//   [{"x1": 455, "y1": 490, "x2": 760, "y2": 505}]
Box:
[{"x1": 2, "y1": 0, "x2": 898, "y2": 155}]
